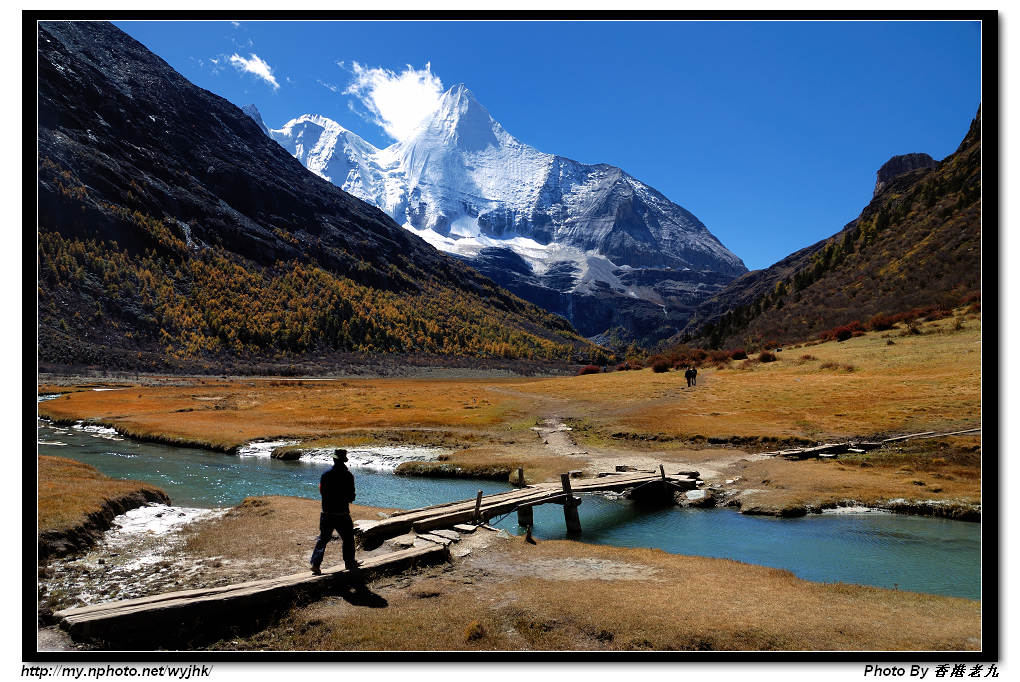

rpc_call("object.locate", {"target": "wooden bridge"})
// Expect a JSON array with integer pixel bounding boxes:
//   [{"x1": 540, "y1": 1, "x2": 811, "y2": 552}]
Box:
[
  {"x1": 356, "y1": 467, "x2": 698, "y2": 545},
  {"x1": 53, "y1": 467, "x2": 697, "y2": 648}
]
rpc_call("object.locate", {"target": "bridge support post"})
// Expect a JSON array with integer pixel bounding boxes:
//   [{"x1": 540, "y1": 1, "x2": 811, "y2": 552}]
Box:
[
  {"x1": 517, "y1": 504, "x2": 533, "y2": 528},
  {"x1": 510, "y1": 464, "x2": 526, "y2": 487},
  {"x1": 560, "y1": 473, "x2": 582, "y2": 535},
  {"x1": 473, "y1": 490, "x2": 483, "y2": 525}
]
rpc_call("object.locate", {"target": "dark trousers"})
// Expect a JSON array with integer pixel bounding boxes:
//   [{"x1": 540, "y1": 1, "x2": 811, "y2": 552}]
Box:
[{"x1": 310, "y1": 511, "x2": 356, "y2": 568}]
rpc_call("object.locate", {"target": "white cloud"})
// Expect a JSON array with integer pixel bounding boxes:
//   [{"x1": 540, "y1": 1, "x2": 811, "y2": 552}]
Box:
[
  {"x1": 343, "y1": 62, "x2": 443, "y2": 142},
  {"x1": 317, "y1": 79, "x2": 340, "y2": 93},
  {"x1": 231, "y1": 21, "x2": 240, "y2": 27},
  {"x1": 229, "y1": 53, "x2": 279, "y2": 90}
]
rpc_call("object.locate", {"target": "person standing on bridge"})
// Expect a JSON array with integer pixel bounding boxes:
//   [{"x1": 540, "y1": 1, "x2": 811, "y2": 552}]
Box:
[{"x1": 310, "y1": 449, "x2": 360, "y2": 575}]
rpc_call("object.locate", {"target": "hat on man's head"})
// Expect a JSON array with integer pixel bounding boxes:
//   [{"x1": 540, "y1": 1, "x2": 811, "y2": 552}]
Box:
[{"x1": 333, "y1": 448, "x2": 348, "y2": 462}]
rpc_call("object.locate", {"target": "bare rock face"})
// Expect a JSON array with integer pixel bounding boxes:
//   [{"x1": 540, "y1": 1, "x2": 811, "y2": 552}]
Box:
[{"x1": 874, "y1": 153, "x2": 937, "y2": 196}]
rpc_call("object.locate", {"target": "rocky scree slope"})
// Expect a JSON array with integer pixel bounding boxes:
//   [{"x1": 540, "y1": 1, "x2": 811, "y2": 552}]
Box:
[
  {"x1": 37, "y1": 22, "x2": 594, "y2": 371},
  {"x1": 249, "y1": 85, "x2": 747, "y2": 347},
  {"x1": 679, "y1": 111, "x2": 981, "y2": 350}
]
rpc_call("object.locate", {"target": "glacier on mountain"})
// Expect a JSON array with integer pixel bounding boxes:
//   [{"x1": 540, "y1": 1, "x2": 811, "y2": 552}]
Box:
[{"x1": 247, "y1": 84, "x2": 747, "y2": 343}]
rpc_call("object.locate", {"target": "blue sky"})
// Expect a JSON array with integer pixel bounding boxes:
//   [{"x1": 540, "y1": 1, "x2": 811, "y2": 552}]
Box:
[{"x1": 113, "y1": 20, "x2": 981, "y2": 271}]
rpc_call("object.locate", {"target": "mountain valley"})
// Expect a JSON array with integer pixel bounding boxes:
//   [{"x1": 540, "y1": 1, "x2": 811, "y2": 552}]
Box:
[{"x1": 248, "y1": 85, "x2": 747, "y2": 346}]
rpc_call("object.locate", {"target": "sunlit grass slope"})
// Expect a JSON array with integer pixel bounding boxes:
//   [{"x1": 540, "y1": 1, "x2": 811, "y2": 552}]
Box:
[{"x1": 39, "y1": 317, "x2": 979, "y2": 451}]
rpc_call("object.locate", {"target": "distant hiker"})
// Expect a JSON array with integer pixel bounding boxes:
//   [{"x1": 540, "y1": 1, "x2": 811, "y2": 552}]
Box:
[
  {"x1": 310, "y1": 449, "x2": 360, "y2": 575},
  {"x1": 685, "y1": 366, "x2": 695, "y2": 387},
  {"x1": 691, "y1": 366, "x2": 698, "y2": 386}
]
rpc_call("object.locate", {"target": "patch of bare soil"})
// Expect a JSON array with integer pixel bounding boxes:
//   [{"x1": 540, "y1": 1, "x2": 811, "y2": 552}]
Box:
[
  {"x1": 531, "y1": 418, "x2": 589, "y2": 457},
  {"x1": 472, "y1": 555, "x2": 662, "y2": 582},
  {"x1": 37, "y1": 626, "x2": 80, "y2": 652}
]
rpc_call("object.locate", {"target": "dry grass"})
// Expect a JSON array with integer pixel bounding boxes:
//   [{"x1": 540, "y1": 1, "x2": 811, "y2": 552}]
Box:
[
  {"x1": 211, "y1": 535, "x2": 980, "y2": 651},
  {"x1": 38, "y1": 455, "x2": 167, "y2": 534},
  {"x1": 396, "y1": 444, "x2": 585, "y2": 484},
  {"x1": 515, "y1": 320, "x2": 980, "y2": 441},
  {"x1": 38, "y1": 322, "x2": 980, "y2": 450},
  {"x1": 37, "y1": 378, "x2": 542, "y2": 452},
  {"x1": 729, "y1": 436, "x2": 980, "y2": 513}
]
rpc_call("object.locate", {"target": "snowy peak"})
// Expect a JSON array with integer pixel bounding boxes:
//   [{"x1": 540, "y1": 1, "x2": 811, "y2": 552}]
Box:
[
  {"x1": 265, "y1": 113, "x2": 379, "y2": 185},
  {"x1": 420, "y1": 83, "x2": 503, "y2": 151},
  {"x1": 241, "y1": 104, "x2": 270, "y2": 135},
  {"x1": 274, "y1": 114, "x2": 370, "y2": 153},
  {"x1": 252, "y1": 82, "x2": 748, "y2": 343}
]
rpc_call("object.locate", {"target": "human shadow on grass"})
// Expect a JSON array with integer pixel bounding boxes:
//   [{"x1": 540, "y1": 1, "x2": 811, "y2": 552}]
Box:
[{"x1": 336, "y1": 578, "x2": 388, "y2": 608}]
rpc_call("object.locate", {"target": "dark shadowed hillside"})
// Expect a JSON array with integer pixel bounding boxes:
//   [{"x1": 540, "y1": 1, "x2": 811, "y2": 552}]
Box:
[
  {"x1": 37, "y1": 21, "x2": 598, "y2": 372},
  {"x1": 680, "y1": 111, "x2": 981, "y2": 350}
]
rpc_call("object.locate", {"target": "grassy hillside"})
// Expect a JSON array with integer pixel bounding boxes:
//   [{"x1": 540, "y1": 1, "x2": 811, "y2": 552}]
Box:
[
  {"x1": 684, "y1": 112, "x2": 981, "y2": 350},
  {"x1": 37, "y1": 184, "x2": 594, "y2": 368}
]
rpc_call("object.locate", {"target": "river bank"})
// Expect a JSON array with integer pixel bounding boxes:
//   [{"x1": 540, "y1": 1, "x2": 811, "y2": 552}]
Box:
[
  {"x1": 37, "y1": 455, "x2": 171, "y2": 560},
  {"x1": 36, "y1": 407, "x2": 982, "y2": 597},
  {"x1": 39, "y1": 406, "x2": 981, "y2": 523},
  {"x1": 39, "y1": 495, "x2": 980, "y2": 652},
  {"x1": 36, "y1": 424, "x2": 982, "y2": 646}
]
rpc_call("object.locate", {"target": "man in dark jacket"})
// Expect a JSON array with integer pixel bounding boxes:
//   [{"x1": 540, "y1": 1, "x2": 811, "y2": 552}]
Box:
[{"x1": 310, "y1": 449, "x2": 359, "y2": 575}]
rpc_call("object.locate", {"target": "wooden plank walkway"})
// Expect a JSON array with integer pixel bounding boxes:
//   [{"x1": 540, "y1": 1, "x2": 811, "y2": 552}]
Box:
[
  {"x1": 54, "y1": 543, "x2": 448, "y2": 648},
  {"x1": 757, "y1": 427, "x2": 981, "y2": 460}
]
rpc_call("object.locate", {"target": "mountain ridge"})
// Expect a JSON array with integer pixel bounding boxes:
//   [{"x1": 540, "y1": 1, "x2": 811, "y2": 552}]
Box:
[
  {"x1": 37, "y1": 21, "x2": 598, "y2": 372},
  {"x1": 678, "y1": 110, "x2": 981, "y2": 350},
  {"x1": 247, "y1": 85, "x2": 747, "y2": 346}
]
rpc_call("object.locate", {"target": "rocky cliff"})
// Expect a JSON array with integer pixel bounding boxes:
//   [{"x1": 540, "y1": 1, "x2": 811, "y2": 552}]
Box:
[{"x1": 874, "y1": 153, "x2": 937, "y2": 195}]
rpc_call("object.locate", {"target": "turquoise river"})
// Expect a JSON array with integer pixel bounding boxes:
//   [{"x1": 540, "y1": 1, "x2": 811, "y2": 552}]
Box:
[{"x1": 36, "y1": 415, "x2": 981, "y2": 601}]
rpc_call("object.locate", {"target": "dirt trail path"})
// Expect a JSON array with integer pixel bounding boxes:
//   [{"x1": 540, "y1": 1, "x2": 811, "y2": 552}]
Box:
[
  {"x1": 531, "y1": 418, "x2": 589, "y2": 458},
  {"x1": 529, "y1": 415, "x2": 762, "y2": 483}
]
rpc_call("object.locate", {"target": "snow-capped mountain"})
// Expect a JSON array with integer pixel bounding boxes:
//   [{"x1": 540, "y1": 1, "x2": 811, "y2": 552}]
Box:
[{"x1": 247, "y1": 84, "x2": 747, "y2": 345}]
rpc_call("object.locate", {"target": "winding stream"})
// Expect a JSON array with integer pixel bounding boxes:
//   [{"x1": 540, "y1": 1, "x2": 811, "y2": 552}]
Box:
[{"x1": 36, "y1": 415, "x2": 981, "y2": 600}]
